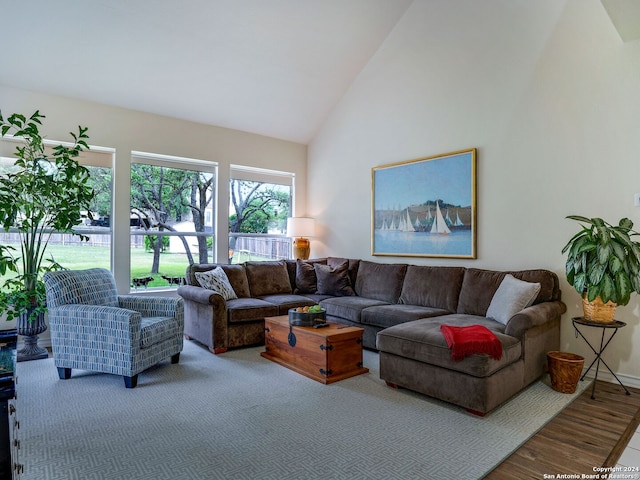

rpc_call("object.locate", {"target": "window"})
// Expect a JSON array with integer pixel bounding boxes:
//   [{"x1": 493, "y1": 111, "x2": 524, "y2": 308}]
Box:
[
  {"x1": 229, "y1": 165, "x2": 293, "y2": 263},
  {"x1": 130, "y1": 152, "x2": 217, "y2": 289},
  {"x1": 0, "y1": 138, "x2": 113, "y2": 284},
  {"x1": 70, "y1": 151, "x2": 113, "y2": 271}
]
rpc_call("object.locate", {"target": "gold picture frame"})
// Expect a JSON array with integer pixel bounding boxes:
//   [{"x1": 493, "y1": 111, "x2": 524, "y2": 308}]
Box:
[{"x1": 371, "y1": 148, "x2": 477, "y2": 259}]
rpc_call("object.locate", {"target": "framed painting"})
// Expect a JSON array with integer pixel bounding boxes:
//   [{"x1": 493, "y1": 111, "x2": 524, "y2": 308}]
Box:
[{"x1": 371, "y1": 148, "x2": 477, "y2": 259}]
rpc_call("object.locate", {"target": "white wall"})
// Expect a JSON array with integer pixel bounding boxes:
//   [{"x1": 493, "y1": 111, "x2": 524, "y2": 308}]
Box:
[{"x1": 308, "y1": 0, "x2": 640, "y2": 383}]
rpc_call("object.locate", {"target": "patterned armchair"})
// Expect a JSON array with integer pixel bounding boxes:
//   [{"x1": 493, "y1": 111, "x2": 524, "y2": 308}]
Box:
[{"x1": 43, "y1": 268, "x2": 184, "y2": 388}]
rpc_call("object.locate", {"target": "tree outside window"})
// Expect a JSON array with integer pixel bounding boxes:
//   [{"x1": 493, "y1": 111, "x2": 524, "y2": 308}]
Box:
[
  {"x1": 130, "y1": 160, "x2": 215, "y2": 288},
  {"x1": 228, "y1": 178, "x2": 291, "y2": 263}
]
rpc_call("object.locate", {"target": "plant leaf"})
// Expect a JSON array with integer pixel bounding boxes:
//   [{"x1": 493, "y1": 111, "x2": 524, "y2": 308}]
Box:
[
  {"x1": 597, "y1": 243, "x2": 611, "y2": 265},
  {"x1": 619, "y1": 217, "x2": 634, "y2": 230},
  {"x1": 615, "y1": 272, "x2": 632, "y2": 306},
  {"x1": 609, "y1": 255, "x2": 623, "y2": 274},
  {"x1": 588, "y1": 262, "x2": 606, "y2": 285},
  {"x1": 599, "y1": 273, "x2": 615, "y2": 304},
  {"x1": 573, "y1": 272, "x2": 586, "y2": 294}
]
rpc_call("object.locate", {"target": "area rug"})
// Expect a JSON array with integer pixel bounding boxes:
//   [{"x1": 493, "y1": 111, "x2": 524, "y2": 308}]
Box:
[{"x1": 16, "y1": 341, "x2": 590, "y2": 480}]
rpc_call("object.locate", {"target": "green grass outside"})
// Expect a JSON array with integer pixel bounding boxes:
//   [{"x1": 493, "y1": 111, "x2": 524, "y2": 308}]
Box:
[{"x1": 1, "y1": 244, "x2": 272, "y2": 289}]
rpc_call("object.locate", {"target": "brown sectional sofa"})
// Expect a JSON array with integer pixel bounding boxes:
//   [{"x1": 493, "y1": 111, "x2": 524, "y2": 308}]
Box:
[{"x1": 177, "y1": 257, "x2": 565, "y2": 414}]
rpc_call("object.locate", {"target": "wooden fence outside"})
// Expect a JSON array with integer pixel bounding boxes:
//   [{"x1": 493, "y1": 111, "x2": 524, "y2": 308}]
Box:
[
  {"x1": 232, "y1": 235, "x2": 291, "y2": 261},
  {"x1": 0, "y1": 232, "x2": 292, "y2": 262}
]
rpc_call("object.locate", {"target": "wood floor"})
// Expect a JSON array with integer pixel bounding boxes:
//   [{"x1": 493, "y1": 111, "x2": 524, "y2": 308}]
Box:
[{"x1": 484, "y1": 380, "x2": 640, "y2": 479}]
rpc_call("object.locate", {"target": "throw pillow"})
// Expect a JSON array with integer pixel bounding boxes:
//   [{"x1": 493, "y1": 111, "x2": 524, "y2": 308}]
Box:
[
  {"x1": 195, "y1": 267, "x2": 238, "y2": 301},
  {"x1": 294, "y1": 259, "x2": 317, "y2": 294},
  {"x1": 314, "y1": 261, "x2": 355, "y2": 296},
  {"x1": 486, "y1": 274, "x2": 541, "y2": 325}
]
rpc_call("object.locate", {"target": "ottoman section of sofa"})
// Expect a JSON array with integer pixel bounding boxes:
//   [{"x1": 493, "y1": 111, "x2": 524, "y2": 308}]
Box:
[{"x1": 376, "y1": 318, "x2": 521, "y2": 378}]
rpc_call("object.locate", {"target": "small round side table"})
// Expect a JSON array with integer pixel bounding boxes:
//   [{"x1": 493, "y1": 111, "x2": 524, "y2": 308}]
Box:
[{"x1": 572, "y1": 317, "x2": 631, "y2": 399}]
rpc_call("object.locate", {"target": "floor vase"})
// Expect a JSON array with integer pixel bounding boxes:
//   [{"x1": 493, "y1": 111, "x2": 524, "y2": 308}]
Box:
[{"x1": 16, "y1": 310, "x2": 48, "y2": 362}]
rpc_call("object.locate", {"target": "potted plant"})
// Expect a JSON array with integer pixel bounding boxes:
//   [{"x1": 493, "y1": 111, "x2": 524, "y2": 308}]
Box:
[
  {"x1": 562, "y1": 215, "x2": 640, "y2": 323},
  {"x1": 0, "y1": 110, "x2": 94, "y2": 360}
]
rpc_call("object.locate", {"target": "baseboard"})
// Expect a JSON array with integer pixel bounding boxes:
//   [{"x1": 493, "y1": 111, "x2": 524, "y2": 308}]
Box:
[{"x1": 582, "y1": 369, "x2": 640, "y2": 390}]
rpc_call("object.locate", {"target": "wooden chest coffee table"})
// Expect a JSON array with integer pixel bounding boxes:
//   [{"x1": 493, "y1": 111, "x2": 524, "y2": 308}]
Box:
[{"x1": 261, "y1": 315, "x2": 369, "y2": 384}]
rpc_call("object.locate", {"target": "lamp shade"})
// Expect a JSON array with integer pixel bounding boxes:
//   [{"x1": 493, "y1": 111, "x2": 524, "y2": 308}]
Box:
[{"x1": 286, "y1": 217, "x2": 315, "y2": 238}]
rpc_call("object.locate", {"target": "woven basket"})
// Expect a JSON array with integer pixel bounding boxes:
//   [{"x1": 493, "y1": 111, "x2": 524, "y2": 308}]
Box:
[
  {"x1": 582, "y1": 294, "x2": 617, "y2": 323},
  {"x1": 547, "y1": 351, "x2": 584, "y2": 394}
]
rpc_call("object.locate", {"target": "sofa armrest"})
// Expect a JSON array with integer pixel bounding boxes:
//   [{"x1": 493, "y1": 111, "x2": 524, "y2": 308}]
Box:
[
  {"x1": 118, "y1": 295, "x2": 182, "y2": 313},
  {"x1": 504, "y1": 301, "x2": 567, "y2": 339},
  {"x1": 177, "y1": 285, "x2": 224, "y2": 306},
  {"x1": 118, "y1": 295, "x2": 184, "y2": 331},
  {"x1": 48, "y1": 304, "x2": 142, "y2": 351},
  {"x1": 177, "y1": 285, "x2": 228, "y2": 353}
]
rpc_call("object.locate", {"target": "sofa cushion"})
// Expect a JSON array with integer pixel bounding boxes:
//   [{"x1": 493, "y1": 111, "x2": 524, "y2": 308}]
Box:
[
  {"x1": 140, "y1": 316, "x2": 179, "y2": 348},
  {"x1": 258, "y1": 294, "x2": 317, "y2": 315},
  {"x1": 226, "y1": 297, "x2": 278, "y2": 323},
  {"x1": 294, "y1": 259, "x2": 318, "y2": 294},
  {"x1": 245, "y1": 261, "x2": 292, "y2": 297},
  {"x1": 327, "y1": 257, "x2": 360, "y2": 286},
  {"x1": 195, "y1": 267, "x2": 238, "y2": 301},
  {"x1": 314, "y1": 261, "x2": 356, "y2": 296},
  {"x1": 320, "y1": 296, "x2": 388, "y2": 323},
  {"x1": 220, "y1": 265, "x2": 252, "y2": 298},
  {"x1": 376, "y1": 316, "x2": 521, "y2": 378},
  {"x1": 457, "y1": 269, "x2": 504, "y2": 316},
  {"x1": 361, "y1": 304, "x2": 450, "y2": 329},
  {"x1": 298, "y1": 293, "x2": 334, "y2": 303},
  {"x1": 286, "y1": 258, "x2": 326, "y2": 292},
  {"x1": 511, "y1": 269, "x2": 559, "y2": 303},
  {"x1": 187, "y1": 264, "x2": 251, "y2": 298},
  {"x1": 457, "y1": 269, "x2": 558, "y2": 316},
  {"x1": 486, "y1": 274, "x2": 541, "y2": 325},
  {"x1": 399, "y1": 266, "x2": 465, "y2": 312},
  {"x1": 354, "y1": 261, "x2": 407, "y2": 304}
]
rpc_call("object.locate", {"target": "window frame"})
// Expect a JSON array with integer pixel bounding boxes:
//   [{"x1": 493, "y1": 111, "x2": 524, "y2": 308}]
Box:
[{"x1": 129, "y1": 151, "x2": 218, "y2": 291}]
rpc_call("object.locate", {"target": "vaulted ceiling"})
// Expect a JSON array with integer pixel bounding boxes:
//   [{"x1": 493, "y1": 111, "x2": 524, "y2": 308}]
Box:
[
  {"x1": 0, "y1": 0, "x2": 412, "y2": 144},
  {"x1": 2, "y1": 1, "x2": 637, "y2": 145}
]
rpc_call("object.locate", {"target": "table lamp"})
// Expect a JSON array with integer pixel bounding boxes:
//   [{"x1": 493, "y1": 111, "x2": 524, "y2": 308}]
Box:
[{"x1": 287, "y1": 217, "x2": 315, "y2": 260}]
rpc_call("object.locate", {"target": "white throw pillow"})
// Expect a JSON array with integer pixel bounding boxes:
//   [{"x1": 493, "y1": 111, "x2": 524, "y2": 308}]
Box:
[
  {"x1": 195, "y1": 267, "x2": 238, "y2": 301},
  {"x1": 486, "y1": 274, "x2": 541, "y2": 325}
]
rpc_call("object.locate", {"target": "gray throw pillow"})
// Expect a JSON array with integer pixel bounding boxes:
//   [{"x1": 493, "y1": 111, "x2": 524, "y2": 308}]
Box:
[
  {"x1": 486, "y1": 274, "x2": 541, "y2": 325},
  {"x1": 195, "y1": 267, "x2": 238, "y2": 301},
  {"x1": 314, "y1": 261, "x2": 355, "y2": 296},
  {"x1": 294, "y1": 259, "x2": 317, "y2": 294}
]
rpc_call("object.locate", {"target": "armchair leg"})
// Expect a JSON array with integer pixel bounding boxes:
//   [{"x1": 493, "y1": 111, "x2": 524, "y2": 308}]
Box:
[
  {"x1": 57, "y1": 367, "x2": 71, "y2": 380},
  {"x1": 171, "y1": 353, "x2": 180, "y2": 364},
  {"x1": 124, "y1": 375, "x2": 138, "y2": 388}
]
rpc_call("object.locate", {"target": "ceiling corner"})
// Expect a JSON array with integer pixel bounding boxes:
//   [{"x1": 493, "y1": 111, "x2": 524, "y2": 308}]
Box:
[{"x1": 601, "y1": 0, "x2": 640, "y2": 42}]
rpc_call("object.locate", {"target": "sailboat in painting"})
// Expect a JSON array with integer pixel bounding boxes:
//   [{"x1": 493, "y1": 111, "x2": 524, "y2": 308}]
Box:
[
  {"x1": 430, "y1": 201, "x2": 451, "y2": 235},
  {"x1": 454, "y1": 210, "x2": 464, "y2": 227},
  {"x1": 402, "y1": 208, "x2": 415, "y2": 232}
]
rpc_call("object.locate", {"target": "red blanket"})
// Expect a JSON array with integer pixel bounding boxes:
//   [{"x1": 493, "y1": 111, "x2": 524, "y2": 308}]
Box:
[{"x1": 440, "y1": 324, "x2": 503, "y2": 362}]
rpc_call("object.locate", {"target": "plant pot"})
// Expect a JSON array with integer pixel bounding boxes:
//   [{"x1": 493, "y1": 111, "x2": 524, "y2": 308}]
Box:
[
  {"x1": 16, "y1": 308, "x2": 48, "y2": 362},
  {"x1": 582, "y1": 294, "x2": 617, "y2": 323},
  {"x1": 547, "y1": 351, "x2": 584, "y2": 394}
]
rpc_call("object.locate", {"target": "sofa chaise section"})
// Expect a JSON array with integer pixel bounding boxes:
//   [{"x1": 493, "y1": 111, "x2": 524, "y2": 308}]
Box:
[{"x1": 376, "y1": 268, "x2": 565, "y2": 414}]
